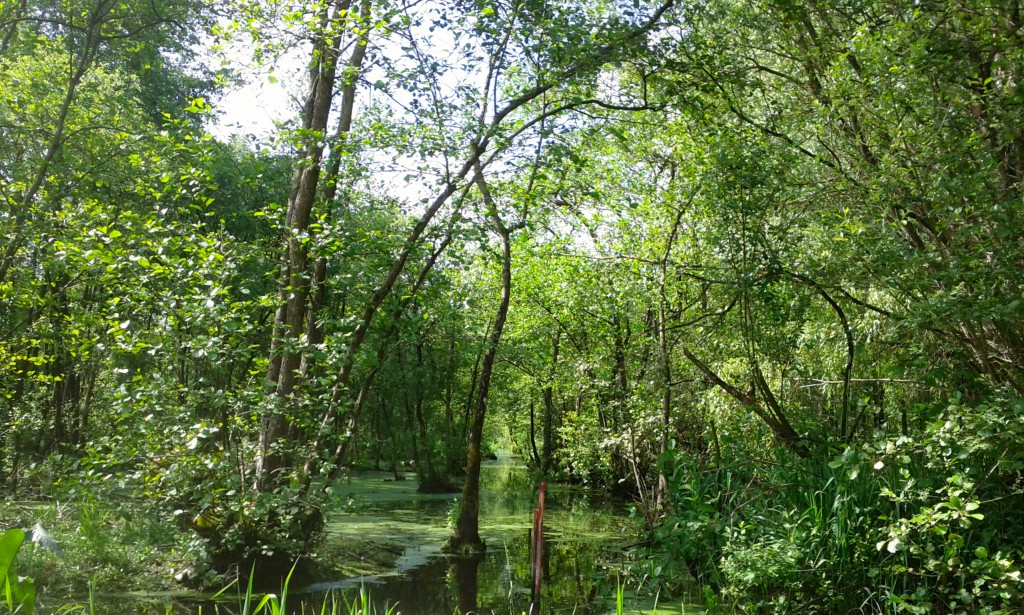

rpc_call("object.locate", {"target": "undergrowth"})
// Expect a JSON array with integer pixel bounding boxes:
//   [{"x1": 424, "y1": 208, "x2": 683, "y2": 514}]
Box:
[{"x1": 652, "y1": 395, "x2": 1024, "y2": 613}]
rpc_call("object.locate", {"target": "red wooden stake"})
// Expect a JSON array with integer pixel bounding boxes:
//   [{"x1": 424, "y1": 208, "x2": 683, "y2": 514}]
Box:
[{"x1": 531, "y1": 482, "x2": 547, "y2": 613}]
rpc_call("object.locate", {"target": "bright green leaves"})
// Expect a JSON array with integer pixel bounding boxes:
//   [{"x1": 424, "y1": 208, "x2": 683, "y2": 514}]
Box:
[
  {"x1": 0, "y1": 529, "x2": 35, "y2": 615},
  {"x1": 0, "y1": 530, "x2": 24, "y2": 590}
]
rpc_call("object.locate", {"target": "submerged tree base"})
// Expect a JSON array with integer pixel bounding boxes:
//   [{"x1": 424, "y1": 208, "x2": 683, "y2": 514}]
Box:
[
  {"x1": 202, "y1": 504, "x2": 326, "y2": 582},
  {"x1": 441, "y1": 536, "x2": 487, "y2": 557}
]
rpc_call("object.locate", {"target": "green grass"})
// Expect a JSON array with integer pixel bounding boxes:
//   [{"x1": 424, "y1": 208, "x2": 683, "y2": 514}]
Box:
[{"x1": 231, "y1": 579, "x2": 397, "y2": 615}]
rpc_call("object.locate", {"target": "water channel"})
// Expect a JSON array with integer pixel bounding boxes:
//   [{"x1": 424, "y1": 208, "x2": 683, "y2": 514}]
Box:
[
  {"x1": 72, "y1": 453, "x2": 702, "y2": 614},
  {"x1": 315, "y1": 452, "x2": 645, "y2": 614}
]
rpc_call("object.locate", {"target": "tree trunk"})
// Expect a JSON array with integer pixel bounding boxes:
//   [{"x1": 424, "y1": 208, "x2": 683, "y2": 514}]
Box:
[
  {"x1": 445, "y1": 169, "x2": 518, "y2": 554},
  {"x1": 528, "y1": 399, "x2": 541, "y2": 468},
  {"x1": 255, "y1": 0, "x2": 362, "y2": 491},
  {"x1": 541, "y1": 331, "x2": 559, "y2": 475},
  {"x1": 654, "y1": 301, "x2": 671, "y2": 514}
]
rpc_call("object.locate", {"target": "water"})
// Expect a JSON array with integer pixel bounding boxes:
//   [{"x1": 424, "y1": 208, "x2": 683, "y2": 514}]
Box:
[
  {"x1": 46, "y1": 453, "x2": 702, "y2": 613},
  {"x1": 308, "y1": 452, "x2": 646, "y2": 614}
]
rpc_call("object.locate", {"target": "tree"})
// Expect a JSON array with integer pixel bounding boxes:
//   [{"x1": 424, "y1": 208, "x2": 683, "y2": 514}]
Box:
[
  {"x1": 445, "y1": 164, "x2": 524, "y2": 554},
  {"x1": 0, "y1": 0, "x2": 224, "y2": 485}
]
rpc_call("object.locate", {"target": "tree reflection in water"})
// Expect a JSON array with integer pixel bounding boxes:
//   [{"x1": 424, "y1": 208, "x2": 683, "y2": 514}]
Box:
[{"x1": 452, "y1": 555, "x2": 480, "y2": 614}]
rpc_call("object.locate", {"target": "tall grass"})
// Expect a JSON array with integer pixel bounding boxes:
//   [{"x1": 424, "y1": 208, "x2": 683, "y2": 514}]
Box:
[{"x1": 226, "y1": 564, "x2": 397, "y2": 615}]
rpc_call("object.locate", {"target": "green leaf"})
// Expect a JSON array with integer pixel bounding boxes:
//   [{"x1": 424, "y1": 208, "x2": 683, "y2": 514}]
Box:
[
  {"x1": 0, "y1": 529, "x2": 33, "y2": 613},
  {"x1": 0, "y1": 529, "x2": 25, "y2": 583},
  {"x1": 10, "y1": 577, "x2": 35, "y2": 615}
]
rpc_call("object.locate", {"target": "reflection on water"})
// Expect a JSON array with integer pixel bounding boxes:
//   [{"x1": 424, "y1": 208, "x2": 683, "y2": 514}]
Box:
[
  {"x1": 312, "y1": 453, "x2": 648, "y2": 615},
  {"x1": 67, "y1": 454, "x2": 699, "y2": 614}
]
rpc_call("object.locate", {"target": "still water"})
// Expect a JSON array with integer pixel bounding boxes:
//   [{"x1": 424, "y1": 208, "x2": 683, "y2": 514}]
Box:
[
  {"x1": 310, "y1": 452, "x2": 646, "y2": 614},
  {"x1": 70, "y1": 453, "x2": 701, "y2": 614}
]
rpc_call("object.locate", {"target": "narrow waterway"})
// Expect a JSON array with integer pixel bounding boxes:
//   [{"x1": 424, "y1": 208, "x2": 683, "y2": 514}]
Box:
[
  {"x1": 301, "y1": 452, "x2": 699, "y2": 614},
  {"x1": 61, "y1": 453, "x2": 701, "y2": 614}
]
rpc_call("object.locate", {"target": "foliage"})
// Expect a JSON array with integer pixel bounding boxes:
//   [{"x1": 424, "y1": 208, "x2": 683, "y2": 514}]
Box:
[
  {"x1": 651, "y1": 395, "x2": 1024, "y2": 613},
  {"x1": 0, "y1": 529, "x2": 36, "y2": 615},
  {"x1": 3, "y1": 0, "x2": 1024, "y2": 609}
]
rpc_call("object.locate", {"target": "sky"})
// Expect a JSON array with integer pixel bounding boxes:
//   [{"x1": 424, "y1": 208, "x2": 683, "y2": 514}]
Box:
[
  {"x1": 207, "y1": 37, "x2": 307, "y2": 141},
  {"x1": 203, "y1": 10, "x2": 481, "y2": 208}
]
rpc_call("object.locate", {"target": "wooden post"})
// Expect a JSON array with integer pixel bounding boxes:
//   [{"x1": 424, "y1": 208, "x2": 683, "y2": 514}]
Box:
[{"x1": 530, "y1": 482, "x2": 547, "y2": 614}]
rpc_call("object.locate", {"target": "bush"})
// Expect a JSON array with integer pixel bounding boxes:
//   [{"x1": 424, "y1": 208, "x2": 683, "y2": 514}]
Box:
[{"x1": 656, "y1": 394, "x2": 1024, "y2": 613}]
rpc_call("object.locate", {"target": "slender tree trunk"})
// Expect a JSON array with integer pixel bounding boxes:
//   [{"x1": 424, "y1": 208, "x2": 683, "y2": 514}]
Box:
[
  {"x1": 528, "y1": 399, "x2": 541, "y2": 468},
  {"x1": 652, "y1": 193, "x2": 686, "y2": 513},
  {"x1": 402, "y1": 352, "x2": 419, "y2": 479},
  {"x1": 256, "y1": 0, "x2": 363, "y2": 491},
  {"x1": 462, "y1": 339, "x2": 484, "y2": 442},
  {"x1": 443, "y1": 333, "x2": 457, "y2": 426},
  {"x1": 297, "y1": 37, "x2": 369, "y2": 387},
  {"x1": 445, "y1": 169, "x2": 519, "y2": 554},
  {"x1": 541, "y1": 331, "x2": 559, "y2": 475},
  {"x1": 654, "y1": 301, "x2": 671, "y2": 514}
]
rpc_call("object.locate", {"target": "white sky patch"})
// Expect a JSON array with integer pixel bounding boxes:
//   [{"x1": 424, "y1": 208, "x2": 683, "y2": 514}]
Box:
[
  {"x1": 207, "y1": 33, "x2": 309, "y2": 141},
  {"x1": 203, "y1": 12, "x2": 467, "y2": 210}
]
